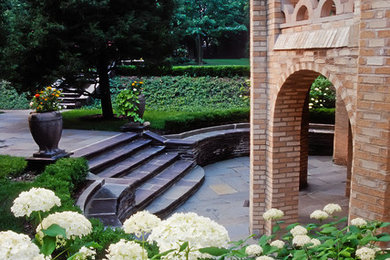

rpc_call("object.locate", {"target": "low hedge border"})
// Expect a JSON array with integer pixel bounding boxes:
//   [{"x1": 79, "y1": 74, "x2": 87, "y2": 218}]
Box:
[
  {"x1": 116, "y1": 65, "x2": 250, "y2": 77},
  {"x1": 0, "y1": 157, "x2": 89, "y2": 232}
]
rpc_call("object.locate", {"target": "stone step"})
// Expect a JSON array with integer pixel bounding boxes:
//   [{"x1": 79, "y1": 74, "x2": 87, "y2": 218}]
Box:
[
  {"x1": 60, "y1": 102, "x2": 78, "y2": 109},
  {"x1": 130, "y1": 160, "x2": 194, "y2": 215},
  {"x1": 97, "y1": 146, "x2": 166, "y2": 178},
  {"x1": 145, "y1": 166, "x2": 205, "y2": 219},
  {"x1": 73, "y1": 132, "x2": 138, "y2": 159},
  {"x1": 61, "y1": 92, "x2": 80, "y2": 97},
  {"x1": 88, "y1": 138, "x2": 152, "y2": 173},
  {"x1": 59, "y1": 96, "x2": 88, "y2": 102},
  {"x1": 122, "y1": 152, "x2": 179, "y2": 184}
]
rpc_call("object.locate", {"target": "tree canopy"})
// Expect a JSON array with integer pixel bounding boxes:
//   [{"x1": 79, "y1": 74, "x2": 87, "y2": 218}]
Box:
[
  {"x1": 0, "y1": 0, "x2": 175, "y2": 118},
  {"x1": 173, "y1": 0, "x2": 248, "y2": 63}
]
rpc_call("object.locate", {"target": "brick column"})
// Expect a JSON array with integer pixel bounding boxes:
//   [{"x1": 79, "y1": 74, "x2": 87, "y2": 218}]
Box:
[
  {"x1": 250, "y1": 0, "x2": 268, "y2": 235},
  {"x1": 333, "y1": 95, "x2": 349, "y2": 166},
  {"x1": 350, "y1": 0, "x2": 390, "y2": 231}
]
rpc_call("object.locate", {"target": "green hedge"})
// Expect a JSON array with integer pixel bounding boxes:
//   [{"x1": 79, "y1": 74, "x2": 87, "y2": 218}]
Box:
[
  {"x1": 0, "y1": 155, "x2": 27, "y2": 179},
  {"x1": 116, "y1": 65, "x2": 250, "y2": 77},
  {"x1": 309, "y1": 108, "x2": 335, "y2": 124},
  {"x1": 0, "y1": 157, "x2": 89, "y2": 232}
]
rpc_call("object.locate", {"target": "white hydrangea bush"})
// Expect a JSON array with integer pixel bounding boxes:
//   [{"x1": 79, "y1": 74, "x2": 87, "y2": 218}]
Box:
[
  {"x1": 123, "y1": 210, "x2": 161, "y2": 237},
  {"x1": 11, "y1": 187, "x2": 61, "y2": 217},
  {"x1": 0, "y1": 231, "x2": 47, "y2": 260}
]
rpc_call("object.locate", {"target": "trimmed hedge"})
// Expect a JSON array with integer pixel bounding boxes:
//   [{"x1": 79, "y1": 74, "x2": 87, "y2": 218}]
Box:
[
  {"x1": 0, "y1": 155, "x2": 27, "y2": 179},
  {"x1": 309, "y1": 108, "x2": 335, "y2": 124},
  {"x1": 0, "y1": 157, "x2": 89, "y2": 232},
  {"x1": 116, "y1": 65, "x2": 250, "y2": 77}
]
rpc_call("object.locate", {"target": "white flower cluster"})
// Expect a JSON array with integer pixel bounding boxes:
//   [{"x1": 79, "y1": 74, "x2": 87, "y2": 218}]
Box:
[
  {"x1": 310, "y1": 210, "x2": 329, "y2": 220},
  {"x1": 292, "y1": 235, "x2": 312, "y2": 247},
  {"x1": 0, "y1": 230, "x2": 47, "y2": 260},
  {"x1": 356, "y1": 247, "x2": 376, "y2": 260},
  {"x1": 256, "y1": 256, "x2": 274, "y2": 260},
  {"x1": 148, "y1": 212, "x2": 230, "y2": 260},
  {"x1": 37, "y1": 211, "x2": 92, "y2": 239},
  {"x1": 290, "y1": 225, "x2": 307, "y2": 236},
  {"x1": 11, "y1": 187, "x2": 61, "y2": 217},
  {"x1": 323, "y1": 203, "x2": 342, "y2": 215},
  {"x1": 245, "y1": 244, "x2": 263, "y2": 257},
  {"x1": 309, "y1": 238, "x2": 321, "y2": 248},
  {"x1": 262, "y1": 208, "x2": 284, "y2": 221},
  {"x1": 123, "y1": 210, "x2": 161, "y2": 237},
  {"x1": 270, "y1": 240, "x2": 285, "y2": 249},
  {"x1": 105, "y1": 239, "x2": 147, "y2": 260},
  {"x1": 75, "y1": 246, "x2": 96, "y2": 260},
  {"x1": 351, "y1": 217, "x2": 367, "y2": 228}
]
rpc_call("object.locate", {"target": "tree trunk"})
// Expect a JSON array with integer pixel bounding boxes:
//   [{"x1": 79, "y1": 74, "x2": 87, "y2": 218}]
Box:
[
  {"x1": 195, "y1": 34, "x2": 203, "y2": 65},
  {"x1": 97, "y1": 58, "x2": 114, "y2": 119}
]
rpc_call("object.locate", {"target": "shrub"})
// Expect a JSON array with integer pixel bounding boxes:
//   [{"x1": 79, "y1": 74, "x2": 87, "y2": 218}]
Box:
[
  {"x1": 116, "y1": 65, "x2": 250, "y2": 77},
  {"x1": 309, "y1": 108, "x2": 335, "y2": 124},
  {"x1": 0, "y1": 155, "x2": 27, "y2": 179},
  {"x1": 0, "y1": 81, "x2": 30, "y2": 109},
  {"x1": 309, "y1": 76, "x2": 335, "y2": 109}
]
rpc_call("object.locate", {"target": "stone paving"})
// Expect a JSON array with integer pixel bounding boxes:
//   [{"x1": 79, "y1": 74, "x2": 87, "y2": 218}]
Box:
[
  {"x1": 0, "y1": 110, "x2": 118, "y2": 157},
  {"x1": 0, "y1": 109, "x2": 349, "y2": 242}
]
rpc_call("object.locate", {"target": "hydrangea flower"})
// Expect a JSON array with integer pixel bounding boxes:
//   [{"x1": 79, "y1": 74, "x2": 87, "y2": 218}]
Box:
[
  {"x1": 245, "y1": 244, "x2": 263, "y2": 257},
  {"x1": 309, "y1": 238, "x2": 321, "y2": 248},
  {"x1": 37, "y1": 211, "x2": 92, "y2": 239},
  {"x1": 290, "y1": 225, "x2": 307, "y2": 237},
  {"x1": 310, "y1": 210, "x2": 329, "y2": 220},
  {"x1": 256, "y1": 256, "x2": 274, "y2": 260},
  {"x1": 123, "y1": 210, "x2": 161, "y2": 237},
  {"x1": 351, "y1": 217, "x2": 367, "y2": 228},
  {"x1": 292, "y1": 235, "x2": 312, "y2": 247},
  {"x1": 11, "y1": 187, "x2": 61, "y2": 217},
  {"x1": 270, "y1": 240, "x2": 285, "y2": 249},
  {"x1": 0, "y1": 230, "x2": 47, "y2": 260},
  {"x1": 262, "y1": 208, "x2": 284, "y2": 221},
  {"x1": 105, "y1": 239, "x2": 147, "y2": 260},
  {"x1": 356, "y1": 247, "x2": 376, "y2": 260},
  {"x1": 323, "y1": 203, "x2": 342, "y2": 215},
  {"x1": 148, "y1": 212, "x2": 229, "y2": 259},
  {"x1": 74, "y1": 246, "x2": 96, "y2": 260}
]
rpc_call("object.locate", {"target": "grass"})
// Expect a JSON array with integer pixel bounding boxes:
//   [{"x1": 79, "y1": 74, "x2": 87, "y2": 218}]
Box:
[
  {"x1": 0, "y1": 155, "x2": 27, "y2": 179},
  {"x1": 62, "y1": 108, "x2": 250, "y2": 134}
]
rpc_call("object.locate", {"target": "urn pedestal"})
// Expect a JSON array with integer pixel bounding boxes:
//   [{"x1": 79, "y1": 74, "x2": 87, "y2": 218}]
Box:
[{"x1": 26, "y1": 111, "x2": 71, "y2": 170}]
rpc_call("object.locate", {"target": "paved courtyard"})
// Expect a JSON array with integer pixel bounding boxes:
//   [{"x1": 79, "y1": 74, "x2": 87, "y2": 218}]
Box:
[{"x1": 0, "y1": 109, "x2": 348, "y2": 241}]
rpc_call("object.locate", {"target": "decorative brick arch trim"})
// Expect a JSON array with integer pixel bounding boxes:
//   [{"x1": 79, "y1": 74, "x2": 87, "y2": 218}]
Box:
[
  {"x1": 315, "y1": 0, "x2": 342, "y2": 17},
  {"x1": 281, "y1": 0, "x2": 295, "y2": 23},
  {"x1": 276, "y1": 62, "x2": 355, "y2": 130},
  {"x1": 292, "y1": 0, "x2": 318, "y2": 21}
]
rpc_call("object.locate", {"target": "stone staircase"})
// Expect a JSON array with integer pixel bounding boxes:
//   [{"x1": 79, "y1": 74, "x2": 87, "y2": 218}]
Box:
[
  {"x1": 59, "y1": 87, "x2": 89, "y2": 109},
  {"x1": 73, "y1": 132, "x2": 205, "y2": 226}
]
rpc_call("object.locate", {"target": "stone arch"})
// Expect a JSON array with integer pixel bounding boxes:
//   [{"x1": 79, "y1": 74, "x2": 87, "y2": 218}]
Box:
[{"x1": 319, "y1": 0, "x2": 337, "y2": 17}]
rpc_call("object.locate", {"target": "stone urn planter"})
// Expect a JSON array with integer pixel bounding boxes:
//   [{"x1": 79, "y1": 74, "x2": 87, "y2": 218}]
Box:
[
  {"x1": 28, "y1": 111, "x2": 65, "y2": 158},
  {"x1": 135, "y1": 93, "x2": 146, "y2": 120}
]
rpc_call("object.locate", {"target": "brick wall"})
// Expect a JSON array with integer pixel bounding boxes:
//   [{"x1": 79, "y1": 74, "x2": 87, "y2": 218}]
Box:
[{"x1": 250, "y1": 0, "x2": 390, "y2": 235}]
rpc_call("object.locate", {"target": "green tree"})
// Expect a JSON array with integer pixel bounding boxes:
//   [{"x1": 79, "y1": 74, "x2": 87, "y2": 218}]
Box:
[
  {"x1": 174, "y1": 0, "x2": 247, "y2": 64},
  {"x1": 0, "y1": 0, "x2": 174, "y2": 119}
]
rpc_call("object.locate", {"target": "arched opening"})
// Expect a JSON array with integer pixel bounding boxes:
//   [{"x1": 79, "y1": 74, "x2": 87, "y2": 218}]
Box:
[
  {"x1": 270, "y1": 70, "x2": 351, "y2": 226},
  {"x1": 297, "y1": 5, "x2": 309, "y2": 21},
  {"x1": 281, "y1": 11, "x2": 286, "y2": 24},
  {"x1": 321, "y1": 0, "x2": 337, "y2": 17}
]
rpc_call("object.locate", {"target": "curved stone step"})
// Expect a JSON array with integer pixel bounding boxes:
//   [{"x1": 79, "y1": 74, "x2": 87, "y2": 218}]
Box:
[
  {"x1": 97, "y1": 146, "x2": 166, "y2": 178},
  {"x1": 88, "y1": 138, "x2": 152, "y2": 173},
  {"x1": 145, "y1": 166, "x2": 205, "y2": 218},
  {"x1": 119, "y1": 160, "x2": 194, "y2": 220},
  {"x1": 73, "y1": 132, "x2": 138, "y2": 158}
]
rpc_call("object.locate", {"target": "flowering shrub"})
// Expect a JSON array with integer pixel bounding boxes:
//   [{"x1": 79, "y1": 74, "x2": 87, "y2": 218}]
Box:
[
  {"x1": 115, "y1": 80, "x2": 144, "y2": 123},
  {"x1": 309, "y1": 76, "x2": 335, "y2": 109},
  {"x1": 2, "y1": 188, "x2": 390, "y2": 260},
  {"x1": 30, "y1": 86, "x2": 63, "y2": 113}
]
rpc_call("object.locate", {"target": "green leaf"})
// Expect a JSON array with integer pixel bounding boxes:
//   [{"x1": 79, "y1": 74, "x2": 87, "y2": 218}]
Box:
[
  {"x1": 376, "y1": 235, "x2": 390, "y2": 242},
  {"x1": 321, "y1": 226, "x2": 338, "y2": 234},
  {"x1": 198, "y1": 247, "x2": 229, "y2": 256},
  {"x1": 380, "y1": 222, "x2": 390, "y2": 228},
  {"x1": 360, "y1": 235, "x2": 376, "y2": 245},
  {"x1": 42, "y1": 224, "x2": 67, "y2": 238},
  {"x1": 41, "y1": 236, "x2": 57, "y2": 256},
  {"x1": 150, "y1": 249, "x2": 175, "y2": 260},
  {"x1": 179, "y1": 241, "x2": 189, "y2": 252}
]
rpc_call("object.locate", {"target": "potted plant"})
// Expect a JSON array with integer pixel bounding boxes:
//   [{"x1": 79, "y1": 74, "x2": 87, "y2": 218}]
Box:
[
  {"x1": 115, "y1": 80, "x2": 146, "y2": 124},
  {"x1": 28, "y1": 86, "x2": 66, "y2": 158}
]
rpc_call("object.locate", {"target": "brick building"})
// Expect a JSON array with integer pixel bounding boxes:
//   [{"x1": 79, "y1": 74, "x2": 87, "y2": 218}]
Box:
[{"x1": 250, "y1": 0, "x2": 390, "y2": 235}]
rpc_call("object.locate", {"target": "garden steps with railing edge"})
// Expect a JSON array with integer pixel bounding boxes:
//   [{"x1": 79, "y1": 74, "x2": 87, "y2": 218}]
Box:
[{"x1": 74, "y1": 131, "x2": 203, "y2": 227}]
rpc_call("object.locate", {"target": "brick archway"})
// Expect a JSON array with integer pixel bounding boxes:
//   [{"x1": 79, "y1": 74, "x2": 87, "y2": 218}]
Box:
[{"x1": 250, "y1": 0, "x2": 390, "y2": 236}]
